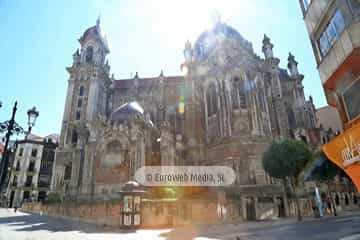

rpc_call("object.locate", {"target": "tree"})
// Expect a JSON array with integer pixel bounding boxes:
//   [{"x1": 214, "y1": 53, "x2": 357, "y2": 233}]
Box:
[
  {"x1": 311, "y1": 150, "x2": 340, "y2": 182},
  {"x1": 309, "y1": 150, "x2": 342, "y2": 216},
  {"x1": 45, "y1": 192, "x2": 62, "y2": 204},
  {"x1": 263, "y1": 139, "x2": 313, "y2": 221}
]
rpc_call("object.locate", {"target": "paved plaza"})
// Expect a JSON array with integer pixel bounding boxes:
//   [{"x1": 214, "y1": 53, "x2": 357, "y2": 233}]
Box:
[{"x1": 1, "y1": 209, "x2": 360, "y2": 240}]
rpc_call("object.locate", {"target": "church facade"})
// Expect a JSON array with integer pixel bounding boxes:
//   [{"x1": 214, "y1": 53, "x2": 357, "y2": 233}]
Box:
[{"x1": 52, "y1": 17, "x2": 317, "y2": 223}]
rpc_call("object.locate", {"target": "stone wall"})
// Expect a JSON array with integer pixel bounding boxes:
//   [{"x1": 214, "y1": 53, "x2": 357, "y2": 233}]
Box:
[
  {"x1": 141, "y1": 199, "x2": 247, "y2": 228},
  {"x1": 21, "y1": 198, "x2": 244, "y2": 229},
  {"x1": 287, "y1": 198, "x2": 314, "y2": 217},
  {"x1": 22, "y1": 200, "x2": 122, "y2": 227},
  {"x1": 21, "y1": 195, "x2": 329, "y2": 228}
]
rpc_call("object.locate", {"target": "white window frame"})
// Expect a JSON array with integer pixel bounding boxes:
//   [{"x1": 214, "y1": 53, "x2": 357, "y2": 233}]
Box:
[
  {"x1": 317, "y1": 9, "x2": 346, "y2": 57},
  {"x1": 342, "y1": 76, "x2": 360, "y2": 121}
]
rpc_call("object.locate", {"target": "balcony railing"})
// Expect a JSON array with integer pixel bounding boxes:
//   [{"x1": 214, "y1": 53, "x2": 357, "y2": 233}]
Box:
[
  {"x1": 24, "y1": 183, "x2": 35, "y2": 188},
  {"x1": 38, "y1": 182, "x2": 50, "y2": 188},
  {"x1": 27, "y1": 168, "x2": 37, "y2": 176}
]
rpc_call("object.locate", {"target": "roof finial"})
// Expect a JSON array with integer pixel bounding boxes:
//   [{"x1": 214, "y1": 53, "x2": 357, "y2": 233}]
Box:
[
  {"x1": 262, "y1": 34, "x2": 274, "y2": 59},
  {"x1": 211, "y1": 10, "x2": 221, "y2": 27},
  {"x1": 96, "y1": 14, "x2": 101, "y2": 27},
  {"x1": 287, "y1": 52, "x2": 299, "y2": 76}
]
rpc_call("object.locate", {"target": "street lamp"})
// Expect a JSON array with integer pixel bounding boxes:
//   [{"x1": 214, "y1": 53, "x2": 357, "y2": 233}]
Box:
[
  {"x1": 26, "y1": 107, "x2": 39, "y2": 138},
  {"x1": 0, "y1": 102, "x2": 39, "y2": 195}
]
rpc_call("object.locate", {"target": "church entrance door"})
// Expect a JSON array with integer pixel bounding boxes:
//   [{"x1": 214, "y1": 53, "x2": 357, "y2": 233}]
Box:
[{"x1": 246, "y1": 197, "x2": 256, "y2": 221}]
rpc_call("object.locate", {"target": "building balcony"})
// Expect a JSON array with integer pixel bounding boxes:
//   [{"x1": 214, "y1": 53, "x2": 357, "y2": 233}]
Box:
[
  {"x1": 24, "y1": 184, "x2": 35, "y2": 190},
  {"x1": 38, "y1": 181, "x2": 50, "y2": 189},
  {"x1": 37, "y1": 186, "x2": 50, "y2": 192},
  {"x1": 303, "y1": 0, "x2": 333, "y2": 35},
  {"x1": 27, "y1": 168, "x2": 37, "y2": 175},
  {"x1": 319, "y1": 21, "x2": 360, "y2": 86}
]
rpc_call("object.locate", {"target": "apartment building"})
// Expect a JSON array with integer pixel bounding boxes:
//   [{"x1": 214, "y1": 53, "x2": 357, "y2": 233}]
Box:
[
  {"x1": 7, "y1": 135, "x2": 58, "y2": 207},
  {"x1": 299, "y1": 0, "x2": 360, "y2": 190}
]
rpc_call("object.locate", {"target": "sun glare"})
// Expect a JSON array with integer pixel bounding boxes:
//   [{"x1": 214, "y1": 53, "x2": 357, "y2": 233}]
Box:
[{"x1": 139, "y1": 0, "x2": 255, "y2": 44}]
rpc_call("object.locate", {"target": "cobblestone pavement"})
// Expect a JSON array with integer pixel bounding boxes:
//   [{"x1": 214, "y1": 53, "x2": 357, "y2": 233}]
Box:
[{"x1": 1, "y1": 208, "x2": 360, "y2": 240}]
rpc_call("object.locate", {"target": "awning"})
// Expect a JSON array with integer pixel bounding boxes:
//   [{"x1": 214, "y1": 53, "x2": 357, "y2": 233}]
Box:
[{"x1": 323, "y1": 123, "x2": 360, "y2": 191}]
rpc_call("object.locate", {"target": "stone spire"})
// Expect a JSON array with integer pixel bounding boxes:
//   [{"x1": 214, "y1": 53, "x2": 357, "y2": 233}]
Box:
[
  {"x1": 134, "y1": 72, "x2": 139, "y2": 87},
  {"x1": 159, "y1": 69, "x2": 165, "y2": 85},
  {"x1": 72, "y1": 49, "x2": 80, "y2": 66},
  {"x1": 287, "y1": 52, "x2": 299, "y2": 76},
  {"x1": 104, "y1": 59, "x2": 110, "y2": 74},
  {"x1": 183, "y1": 39, "x2": 193, "y2": 63},
  {"x1": 211, "y1": 10, "x2": 221, "y2": 27},
  {"x1": 262, "y1": 34, "x2": 274, "y2": 59},
  {"x1": 96, "y1": 15, "x2": 101, "y2": 28}
]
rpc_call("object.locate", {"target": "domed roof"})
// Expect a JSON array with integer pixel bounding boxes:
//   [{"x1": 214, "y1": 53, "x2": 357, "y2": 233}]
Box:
[
  {"x1": 119, "y1": 181, "x2": 145, "y2": 194},
  {"x1": 79, "y1": 18, "x2": 109, "y2": 53},
  {"x1": 110, "y1": 102, "x2": 144, "y2": 122},
  {"x1": 123, "y1": 181, "x2": 140, "y2": 191},
  {"x1": 193, "y1": 22, "x2": 253, "y2": 60}
]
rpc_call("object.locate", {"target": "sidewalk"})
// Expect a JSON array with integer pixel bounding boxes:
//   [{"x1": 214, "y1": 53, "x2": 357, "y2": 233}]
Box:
[
  {"x1": 3, "y1": 207, "x2": 359, "y2": 234},
  {"x1": 179, "y1": 210, "x2": 360, "y2": 236}
]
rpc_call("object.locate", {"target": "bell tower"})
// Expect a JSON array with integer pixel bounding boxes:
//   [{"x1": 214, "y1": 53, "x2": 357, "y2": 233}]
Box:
[
  {"x1": 60, "y1": 17, "x2": 111, "y2": 147},
  {"x1": 55, "y1": 17, "x2": 112, "y2": 197}
]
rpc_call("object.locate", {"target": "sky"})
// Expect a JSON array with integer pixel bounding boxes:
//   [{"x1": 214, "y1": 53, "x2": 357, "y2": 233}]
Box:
[{"x1": 0, "y1": 0, "x2": 327, "y2": 139}]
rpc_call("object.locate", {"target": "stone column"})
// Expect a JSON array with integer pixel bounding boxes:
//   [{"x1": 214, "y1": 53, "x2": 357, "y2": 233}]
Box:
[
  {"x1": 224, "y1": 76, "x2": 232, "y2": 137},
  {"x1": 86, "y1": 75, "x2": 99, "y2": 121},
  {"x1": 60, "y1": 79, "x2": 75, "y2": 147},
  {"x1": 160, "y1": 122, "x2": 175, "y2": 166},
  {"x1": 251, "y1": 91, "x2": 260, "y2": 136},
  {"x1": 75, "y1": 123, "x2": 89, "y2": 195}
]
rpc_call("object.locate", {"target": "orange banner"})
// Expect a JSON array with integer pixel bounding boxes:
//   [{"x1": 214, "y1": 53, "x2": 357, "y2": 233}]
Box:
[{"x1": 323, "y1": 123, "x2": 360, "y2": 191}]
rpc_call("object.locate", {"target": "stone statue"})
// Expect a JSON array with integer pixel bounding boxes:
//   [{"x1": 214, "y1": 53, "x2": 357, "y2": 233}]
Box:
[{"x1": 262, "y1": 34, "x2": 274, "y2": 59}]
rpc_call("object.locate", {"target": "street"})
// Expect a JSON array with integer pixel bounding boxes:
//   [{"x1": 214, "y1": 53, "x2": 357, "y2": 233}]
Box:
[{"x1": 1, "y1": 209, "x2": 360, "y2": 240}]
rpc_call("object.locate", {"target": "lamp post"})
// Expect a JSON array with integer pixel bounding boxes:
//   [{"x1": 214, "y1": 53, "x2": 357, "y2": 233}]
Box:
[
  {"x1": 0, "y1": 102, "x2": 39, "y2": 195},
  {"x1": 26, "y1": 107, "x2": 39, "y2": 139}
]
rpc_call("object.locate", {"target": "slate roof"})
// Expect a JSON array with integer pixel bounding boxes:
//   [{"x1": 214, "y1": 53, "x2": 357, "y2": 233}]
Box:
[{"x1": 110, "y1": 102, "x2": 144, "y2": 122}]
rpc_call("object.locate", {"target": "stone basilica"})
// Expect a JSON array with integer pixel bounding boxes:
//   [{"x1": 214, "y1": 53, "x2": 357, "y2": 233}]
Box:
[{"x1": 52, "y1": 17, "x2": 317, "y2": 221}]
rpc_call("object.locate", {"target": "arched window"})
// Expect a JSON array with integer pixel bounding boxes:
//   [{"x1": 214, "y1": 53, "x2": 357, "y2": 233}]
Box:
[
  {"x1": 85, "y1": 46, "x2": 93, "y2": 63},
  {"x1": 79, "y1": 86, "x2": 85, "y2": 96},
  {"x1": 239, "y1": 80, "x2": 247, "y2": 109},
  {"x1": 207, "y1": 82, "x2": 217, "y2": 116},
  {"x1": 206, "y1": 88, "x2": 212, "y2": 115},
  {"x1": 232, "y1": 77, "x2": 240, "y2": 109},
  {"x1": 64, "y1": 163, "x2": 72, "y2": 180},
  {"x1": 287, "y1": 107, "x2": 297, "y2": 129},
  {"x1": 258, "y1": 90, "x2": 265, "y2": 112},
  {"x1": 75, "y1": 111, "x2": 81, "y2": 120},
  {"x1": 71, "y1": 130, "x2": 78, "y2": 145}
]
